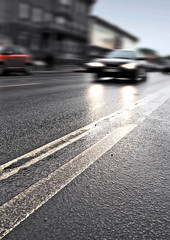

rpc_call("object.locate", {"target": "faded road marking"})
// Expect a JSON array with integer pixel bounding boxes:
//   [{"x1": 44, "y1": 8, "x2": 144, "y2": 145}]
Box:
[{"x1": 0, "y1": 83, "x2": 41, "y2": 88}]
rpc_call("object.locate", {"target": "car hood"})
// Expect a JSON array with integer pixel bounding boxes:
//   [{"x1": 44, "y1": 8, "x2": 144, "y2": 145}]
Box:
[{"x1": 93, "y1": 58, "x2": 136, "y2": 65}]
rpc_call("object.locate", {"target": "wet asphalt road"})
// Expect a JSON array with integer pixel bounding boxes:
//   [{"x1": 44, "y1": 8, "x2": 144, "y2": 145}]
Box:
[
  {"x1": 0, "y1": 72, "x2": 170, "y2": 239},
  {"x1": 0, "y1": 72, "x2": 169, "y2": 164}
]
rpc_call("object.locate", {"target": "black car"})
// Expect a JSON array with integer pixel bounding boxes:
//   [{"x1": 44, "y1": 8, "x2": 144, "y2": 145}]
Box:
[
  {"x1": 162, "y1": 59, "x2": 170, "y2": 74},
  {"x1": 85, "y1": 50, "x2": 147, "y2": 81}
]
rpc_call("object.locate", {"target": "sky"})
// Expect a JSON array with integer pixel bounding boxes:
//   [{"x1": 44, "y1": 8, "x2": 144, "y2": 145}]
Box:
[{"x1": 92, "y1": 0, "x2": 170, "y2": 56}]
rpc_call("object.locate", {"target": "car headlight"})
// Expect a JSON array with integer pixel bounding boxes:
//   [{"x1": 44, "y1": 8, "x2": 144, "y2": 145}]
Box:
[
  {"x1": 121, "y1": 63, "x2": 137, "y2": 69},
  {"x1": 86, "y1": 62, "x2": 105, "y2": 67}
]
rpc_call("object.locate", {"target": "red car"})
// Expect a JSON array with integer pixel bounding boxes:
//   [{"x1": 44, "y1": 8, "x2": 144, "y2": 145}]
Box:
[{"x1": 0, "y1": 45, "x2": 33, "y2": 75}]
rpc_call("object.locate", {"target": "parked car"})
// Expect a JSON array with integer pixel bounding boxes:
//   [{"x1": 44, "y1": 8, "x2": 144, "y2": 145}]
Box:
[
  {"x1": 85, "y1": 49, "x2": 148, "y2": 81},
  {"x1": 0, "y1": 45, "x2": 33, "y2": 75}
]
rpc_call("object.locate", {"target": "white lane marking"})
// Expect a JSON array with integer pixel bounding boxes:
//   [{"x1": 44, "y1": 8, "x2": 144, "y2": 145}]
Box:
[
  {"x1": 1, "y1": 84, "x2": 170, "y2": 180},
  {"x1": 0, "y1": 99, "x2": 144, "y2": 181},
  {"x1": 0, "y1": 84, "x2": 170, "y2": 239},
  {"x1": 0, "y1": 124, "x2": 136, "y2": 239},
  {"x1": 0, "y1": 83, "x2": 41, "y2": 88},
  {"x1": 0, "y1": 129, "x2": 91, "y2": 180}
]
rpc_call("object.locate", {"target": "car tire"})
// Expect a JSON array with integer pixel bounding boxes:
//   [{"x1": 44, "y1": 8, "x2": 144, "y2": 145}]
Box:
[
  {"x1": 132, "y1": 68, "x2": 147, "y2": 82},
  {"x1": 163, "y1": 71, "x2": 170, "y2": 75},
  {"x1": 94, "y1": 73, "x2": 102, "y2": 81},
  {"x1": 24, "y1": 64, "x2": 34, "y2": 75},
  {"x1": 0, "y1": 63, "x2": 6, "y2": 76}
]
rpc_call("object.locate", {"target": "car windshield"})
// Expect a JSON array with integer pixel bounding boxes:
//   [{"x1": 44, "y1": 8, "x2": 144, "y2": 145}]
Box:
[{"x1": 106, "y1": 50, "x2": 137, "y2": 59}]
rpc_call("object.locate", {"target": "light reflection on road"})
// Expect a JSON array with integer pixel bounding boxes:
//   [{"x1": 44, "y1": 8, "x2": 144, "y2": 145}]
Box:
[
  {"x1": 87, "y1": 84, "x2": 139, "y2": 124},
  {"x1": 121, "y1": 86, "x2": 137, "y2": 106},
  {"x1": 87, "y1": 84, "x2": 105, "y2": 116},
  {"x1": 120, "y1": 86, "x2": 137, "y2": 122}
]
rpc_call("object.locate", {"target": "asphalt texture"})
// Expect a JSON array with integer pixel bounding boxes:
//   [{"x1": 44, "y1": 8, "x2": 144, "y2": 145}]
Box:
[{"x1": 0, "y1": 71, "x2": 170, "y2": 239}]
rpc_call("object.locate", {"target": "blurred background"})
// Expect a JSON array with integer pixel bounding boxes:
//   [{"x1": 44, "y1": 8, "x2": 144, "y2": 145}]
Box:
[{"x1": 0, "y1": 0, "x2": 170, "y2": 66}]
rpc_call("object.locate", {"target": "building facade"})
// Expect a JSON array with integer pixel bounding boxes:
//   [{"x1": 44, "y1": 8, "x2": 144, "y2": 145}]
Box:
[
  {"x1": 0, "y1": 0, "x2": 95, "y2": 62},
  {"x1": 89, "y1": 16, "x2": 139, "y2": 58}
]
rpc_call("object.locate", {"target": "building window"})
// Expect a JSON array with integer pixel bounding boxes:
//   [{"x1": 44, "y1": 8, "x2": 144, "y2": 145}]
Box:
[
  {"x1": 32, "y1": 8, "x2": 43, "y2": 23},
  {"x1": 19, "y1": 3, "x2": 30, "y2": 19},
  {"x1": 55, "y1": 16, "x2": 66, "y2": 24},
  {"x1": 59, "y1": 0, "x2": 72, "y2": 6},
  {"x1": 44, "y1": 12, "x2": 53, "y2": 22}
]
